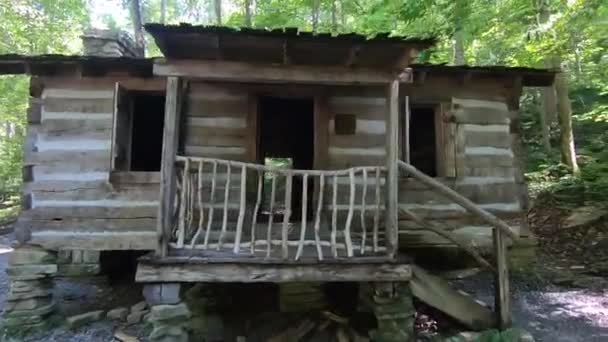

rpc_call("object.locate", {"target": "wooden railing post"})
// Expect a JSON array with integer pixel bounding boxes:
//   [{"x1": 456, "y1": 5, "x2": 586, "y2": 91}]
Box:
[
  {"x1": 385, "y1": 79, "x2": 399, "y2": 258},
  {"x1": 494, "y1": 228, "x2": 511, "y2": 328},
  {"x1": 156, "y1": 76, "x2": 184, "y2": 257}
]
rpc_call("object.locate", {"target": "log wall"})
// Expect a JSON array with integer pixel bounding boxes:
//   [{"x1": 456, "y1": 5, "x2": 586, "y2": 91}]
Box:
[
  {"x1": 19, "y1": 76, "x2": 527, "y2": 252},
  {"x1": 21, "y1": 77, "x2": 159, "y2": 250}
]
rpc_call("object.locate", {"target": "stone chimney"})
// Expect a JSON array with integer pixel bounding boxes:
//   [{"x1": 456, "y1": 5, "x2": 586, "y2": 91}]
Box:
[{"x1": 81, "y1": 29, "x2": 144, "y2": 57}]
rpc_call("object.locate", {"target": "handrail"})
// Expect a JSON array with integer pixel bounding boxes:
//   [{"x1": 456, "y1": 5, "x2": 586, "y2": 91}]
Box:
[
  {"x1": 171, "y1": 156, "x2": 388, "y2": 260},
  {"x1": 175, "y1": 155, "x2": 387, "y2": 174},
  {"x1": 397, "y1": 160, "x2": 519, "y2": 241}
]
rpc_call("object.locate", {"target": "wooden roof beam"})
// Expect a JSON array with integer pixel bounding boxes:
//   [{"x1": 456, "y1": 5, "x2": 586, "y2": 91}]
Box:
[{"x1": 154, "y1": 59, "x2": 398, "y2": 85}]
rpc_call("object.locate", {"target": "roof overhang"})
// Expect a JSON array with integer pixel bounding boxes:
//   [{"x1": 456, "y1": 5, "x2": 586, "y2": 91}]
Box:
[
  {"x1": 409, "y1": 64, "x2": 557, "y2": 87},
  {"x1": 145, "y1": 24, "x2": 436, "y2": 71},
  {"x1": 0, "y1": 54, "x2": 154, "y2": 77}
]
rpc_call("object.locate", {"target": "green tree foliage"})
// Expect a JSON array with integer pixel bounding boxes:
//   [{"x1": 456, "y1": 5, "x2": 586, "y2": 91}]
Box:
[
  {"x1": 0, "y1": 1, "x2": 88, "y2": 203},
  {"x1": 2, "y1": 0, "x2": 607, "y2": 206}
]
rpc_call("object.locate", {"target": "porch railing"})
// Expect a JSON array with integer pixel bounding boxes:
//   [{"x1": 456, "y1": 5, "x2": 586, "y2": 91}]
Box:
[{"x1": 168, "y1": 156, "x2": 387, "y2": 260}]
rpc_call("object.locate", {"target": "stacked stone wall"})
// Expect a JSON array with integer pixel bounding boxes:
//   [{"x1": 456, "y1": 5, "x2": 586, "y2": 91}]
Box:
[{"x1": 3, "y1": 245, "x2": 56, "y2": 331}]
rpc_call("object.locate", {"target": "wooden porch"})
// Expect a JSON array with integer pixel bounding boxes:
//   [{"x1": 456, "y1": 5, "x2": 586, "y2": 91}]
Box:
[{"x1": 142, "y1": 71, "x2": 518, "y2": 328}]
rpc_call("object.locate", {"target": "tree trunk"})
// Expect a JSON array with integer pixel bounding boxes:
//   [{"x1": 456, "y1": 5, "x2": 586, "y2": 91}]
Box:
[
  {"x1": 537, "y1": 0, "x2": 557, "y2": 151},
  {"x1": 451, "y1": 28, "x2": 465, "y2": 65},
  {"x1": 555, "y1": 69, "x2": 580, "y2": 175},
  {"x1": 331, "y1": 0, "x2": 337, "y2": 33},
  {"x1": 311, "y1": 0, "x2": 320, "y2": 32},
  {"x1": 129, "y1": 0, "x2": 145, "y2": 56},
  {"x1": 160, "y1": 0, "x2": 166, "y2": 23},
  {"x1": 214, "y1": 0, "x2": 222, "y2": 25},
  {"x1": 340, "y1": 0, "x2": 346, "y2": 29},
  {"x1": 539, "y1": 84, "x2": 556, "y2": 153},
  {"x1": 244, "y1": 0, "x2": 252, "y2": 27}
]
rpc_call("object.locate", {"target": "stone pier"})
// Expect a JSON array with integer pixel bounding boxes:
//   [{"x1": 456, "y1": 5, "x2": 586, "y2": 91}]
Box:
[
  {"x1": 144, "y1": 283, "x2": 192, "y2": 342},
  {"x1": 3, "y1": 244, "x2": 57, "y2": 332},
  {"x1": 368, "y1": 282, "x2": 415, "y2": 342}
]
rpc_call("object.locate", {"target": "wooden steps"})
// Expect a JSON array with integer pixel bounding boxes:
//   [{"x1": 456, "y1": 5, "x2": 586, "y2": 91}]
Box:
[{"x1": 410, "y1": 265, "x2": 495, "y2": 331}]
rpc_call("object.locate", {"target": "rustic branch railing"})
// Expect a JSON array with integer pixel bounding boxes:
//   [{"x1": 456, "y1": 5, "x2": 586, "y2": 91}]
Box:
[
  {"x1": 169, "y1": 156, "x2": 387, "y2": 260},
  {"x1": 397, "y1": 159, "x2": 513, "y2": 327}
]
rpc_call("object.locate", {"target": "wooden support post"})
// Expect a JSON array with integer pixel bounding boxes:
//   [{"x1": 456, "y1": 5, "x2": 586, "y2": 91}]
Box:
[
  {"x1": 156, "y1": 76, "x2": 183, "y2": 257},
  {"x1": 385, "y1": 79, "x2": 400, "y2": 258},
  {"x1": 494, "y1": 228, "x2": 511, "y2": 329}
]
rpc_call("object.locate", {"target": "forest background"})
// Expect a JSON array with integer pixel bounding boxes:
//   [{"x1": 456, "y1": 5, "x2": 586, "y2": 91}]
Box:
[{"x1": 0, "y1": 0, "x2": 607, "y2": 223}]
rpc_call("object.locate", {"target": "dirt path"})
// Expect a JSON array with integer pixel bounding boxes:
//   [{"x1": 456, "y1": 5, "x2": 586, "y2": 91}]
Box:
[{"x1": 453, "y1": 273, "x2": 608, "y2": 342}]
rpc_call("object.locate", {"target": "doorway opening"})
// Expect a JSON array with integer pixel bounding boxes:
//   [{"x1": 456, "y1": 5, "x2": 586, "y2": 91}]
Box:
[{"x1": 258, "y1": 97, "x2": 314, "y2": 221}]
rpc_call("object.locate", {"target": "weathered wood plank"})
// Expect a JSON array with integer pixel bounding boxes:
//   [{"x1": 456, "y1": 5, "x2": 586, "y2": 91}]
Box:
[
  {"x1": 186, "y1": 98, "x2": 248, "y2": 117},
  {"x1": 329, "y1": 134, "x2": 385, "y2": 148},
  {"x1": 385, "y1": 79, "x2": 399, "y2": 257},
  {"x1": 135, "y1": 261, "x2": 412, "y2": 283},
  {"x1": 30, "y1": 230, "x2": 155, "y2": 250},
  {"x1": 494, "y1": 228, "x2": 511, "y2": 329},
  {"x1": 410, "y1": 266, "x2": 495, "y2": 331},
  {"x1": 157, "y1": 77, "x2": 184, "y2": 257},
  {"x1": 398, "y1": 161, "x2": 519, "y2": 240},
  {"x1": 154, "y1": 59, "x2": 396, "y2": 85},
  {"x1": 20, "y1": 217, "x2": 157, "y2": 231},
  {"x1": 23, "y1": 204, "x2": 158, "y2": 219},
  {"x1": 43, "y1": 97, "x2": 113, "y2": 114}
]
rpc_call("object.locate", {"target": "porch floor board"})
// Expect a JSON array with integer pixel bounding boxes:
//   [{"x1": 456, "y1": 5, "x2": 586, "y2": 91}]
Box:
[{"x1": 135, "y1": 251, "x2": 412, "y2": 283}]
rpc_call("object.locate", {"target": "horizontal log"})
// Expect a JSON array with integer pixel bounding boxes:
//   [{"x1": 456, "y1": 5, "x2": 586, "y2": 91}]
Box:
[
  {"x1": 448, "y1": 107, "x2": 509, "y2": 125},
  {"x1": 40, "y1": 118, "x2": 113, "y2": 137},
  {"x1": 184, "y1": 145, "x2": 248, "y2": 160},
  {"x1": 29, "y1": 230, "x2": 155, "y2": 250},
  {"x1": 464, "y1": 154, "x2": 514, "y2": 168},
  {"x1": 400, "y1": 183, "x2": 519, "y2": 205},
  {"x1": 135, "y1": 260, "x2": 411, "y2": 283},
  {"x1": 452, "y1": 98, "x2": 508, "y2": 112},
  {"x1": 23, "y1": 203, "x2": 157, "y2": 219},
  {"x1": 398, "y1": 161, "x2": 519, "y2": 240},
  {"x1": 329, "y1": 134, "x2": 385, "y2": 148},
  {"x1": 327, "y1": 154, "x2": 385, "y2": 169},
  {"x1": 43, "y1": 97, "x2": 113, "y2": 114},
  {"x1": 185, "y1": 134, "x2": 246, "y2": 148},
  {"x1": 20, "y1": 217, "x2": 156, "y2": 231},
  {"x1": 464, "y1": 130, "x2": 511, "y2": 149},
  {"x1": 40, "y1": 77, "x2": 165, "y2": 92},
  {"x1": 189, "y1": 82, "x2": 248, "y2": 99},
  {"x1": 32, "y1": 184, "x2": 159, "y2": 202},
  {"x1": 184, "y1": 126, "x2": 248, "y2": 140},
  {"x1": 187, "y1": 98, "x2": 248, "y2": 117},
  {"x1": 154, "y1": 59, "x2": 397, "y2": 85},
  {"x1": 42, "y1": 88, "x2": 114, "y2": 100},
  {"x1": 110, "y1": 171, "x2": 161, "y2": 184},
  {"x1": 459, "y1": 167, "x2": 516, "y2": 178},
  {"x1": 187, "y1": 116, "x2": 247, "y2": 129},
  {"x1": 24, "y1": 180, "x2": 108, "y2": 192}
]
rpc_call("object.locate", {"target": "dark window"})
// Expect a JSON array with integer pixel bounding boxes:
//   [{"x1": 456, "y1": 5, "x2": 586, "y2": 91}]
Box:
[
  {"x1": 334, "y1": 114, "x2": 357, "y2": 135},
  {"x1": 112, "y1": 88, "x2": 165, "y2": 172},
  {"x1": 403, "y1": 106, "x2": 437, "y2": 177},
  {"x1": 130, "y1": 93, "x2": 165, "y2": 171}
]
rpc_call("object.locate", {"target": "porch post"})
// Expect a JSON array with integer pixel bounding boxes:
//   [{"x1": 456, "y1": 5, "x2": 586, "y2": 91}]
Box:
[
  {"x1": 157, "y1": 76, "x2": 184, "y2": 257},
  {"x1": 385, "y1": 79, "x2": 399, "y2": 258}
]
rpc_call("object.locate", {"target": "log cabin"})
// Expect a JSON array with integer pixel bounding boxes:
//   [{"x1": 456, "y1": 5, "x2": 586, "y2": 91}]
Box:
[{"x1": 0, "y1": 25, "x2": 555, "y2": 341}]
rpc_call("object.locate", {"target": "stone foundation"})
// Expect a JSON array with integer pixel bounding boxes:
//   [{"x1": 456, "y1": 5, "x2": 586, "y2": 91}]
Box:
[
  {"x1": 368, "y1": 282, "x2": 415, "y2": 342},
  {"x1": 144, "y1": 283, "x2": 191, "y2": 342},
  {"x1": 3, "y1": 244, "x2": 57, "y2": 332}
]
